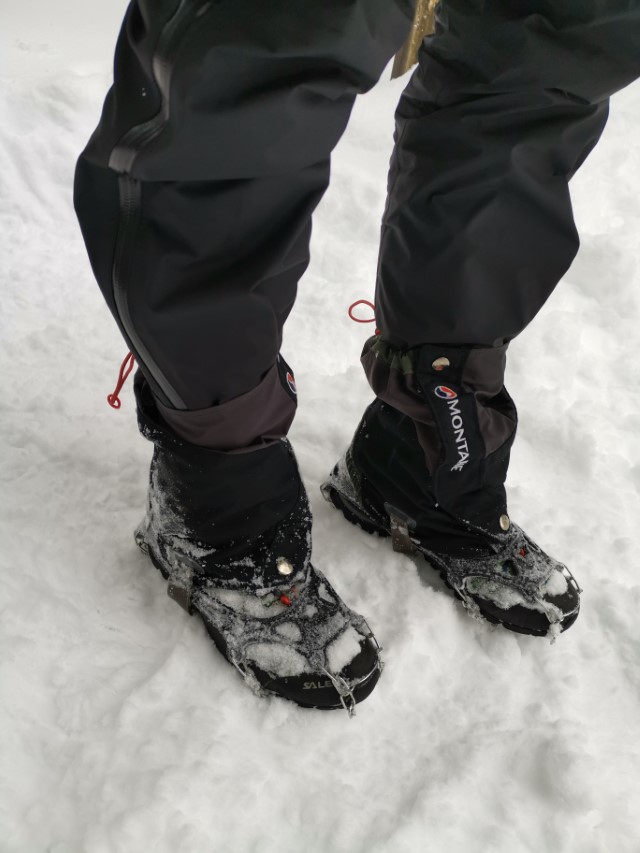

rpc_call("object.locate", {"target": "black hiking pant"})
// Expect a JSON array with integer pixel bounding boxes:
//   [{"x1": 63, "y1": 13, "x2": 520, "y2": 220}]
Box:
[{"x1": 75, "y1": 0, "x2": 640, "y2": 539}]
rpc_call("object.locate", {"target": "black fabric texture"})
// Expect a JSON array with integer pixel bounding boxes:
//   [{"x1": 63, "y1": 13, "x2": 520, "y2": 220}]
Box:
[
  {"x1": 74, "y1": 0, "x2": 412, "y2": 410},
  {"x1": 135, "y1": 373, "x2": 305, "y2": 573},
  {"x1": 348, "y1": 399, "x2": 510, "y2": 554},
  {"x1": 75, "y1": 0, "x2": 640, "y2": 528},
  {"x1": 155, "y1": 355, "x2": 298, "y2": 450},
  {"x1": 376, "y1": 0, "x2": 640, "y2": 349},
  {"x1": 360, "y1": 337, "x2": 517, "y2": 535},
  {"x1": 74, "y1": 155, "x2": 332, "y2": 409},
  {"x1": 414, "y1": 342, "x2": 516, "y2": 532},
  {"x1": 83, "y1": 0, "x2": 415, "y2": 180}
]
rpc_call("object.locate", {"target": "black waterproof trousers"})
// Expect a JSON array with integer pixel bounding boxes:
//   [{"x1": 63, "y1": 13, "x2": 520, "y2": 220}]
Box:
[{"x1": 75, "y1": 0, "x2": 640, "y2": 540}]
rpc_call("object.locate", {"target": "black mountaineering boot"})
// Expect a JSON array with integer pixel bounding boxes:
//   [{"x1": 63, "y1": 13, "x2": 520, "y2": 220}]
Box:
[
  {"x1": 322, "y1": 339, "x2": 581, "y2": 638},
  {"x1": 134, "y1": 375, "x2": 381, "y2": 714}
]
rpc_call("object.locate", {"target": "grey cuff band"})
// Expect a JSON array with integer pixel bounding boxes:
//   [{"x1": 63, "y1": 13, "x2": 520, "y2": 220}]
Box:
[{"x1": 156, "y1": 362, "x2": 296, "y2": 451}]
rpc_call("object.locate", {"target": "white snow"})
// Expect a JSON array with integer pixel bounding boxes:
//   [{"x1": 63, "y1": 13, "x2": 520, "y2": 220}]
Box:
[
  {"x1": 327, "y1": 625, "x2": 366, "y2": 674},
  {"x1": 245, "y1": 643, "x2": 307, "y2": 678},
  {"x1": 275, "y1": 622, "x2": 302, "y2": 642},
  {"x1": 541, "y1": 565, "x2": 569, "y2": 598},
  {"x1": 2, "y1": 4, "x2": 640, "y2": 852}
]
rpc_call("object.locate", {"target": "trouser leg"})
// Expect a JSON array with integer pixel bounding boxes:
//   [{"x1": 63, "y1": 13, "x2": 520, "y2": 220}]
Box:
[
  {"x1": 75, "y1": 0, "x2": 412, "y2": 545},
  {"x1": 74, "y1": 159, "x2": 327, "y2": 428},
  {"x1": 75, "y1": 0, "x2": 412, "y2": 419},
  {"x1": 378, "y1": 0, "x2": 640, "y2": 347},
  {"x1": 361, "y1": 0, "x2": 640, "y2": 536}
]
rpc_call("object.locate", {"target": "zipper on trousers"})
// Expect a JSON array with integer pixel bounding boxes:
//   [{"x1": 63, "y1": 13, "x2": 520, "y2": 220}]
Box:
[
  {"x1": 112, "y1": 175, "x2": 186, "y2": 408},
  {"x1": 108, "y1": 0, "x2": 214, "y2": 410},
  {"x1": 109, "y1": 0, "x2": 213, "y2": 174}
]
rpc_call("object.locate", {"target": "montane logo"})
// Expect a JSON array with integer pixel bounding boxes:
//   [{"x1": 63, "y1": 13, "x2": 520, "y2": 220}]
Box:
[
  {"x1": 434, "y1": 385, "x2": 457, "y2": 400},
  {"x1": 434, "y1": 386, "x2": 470, "y2": 472}
]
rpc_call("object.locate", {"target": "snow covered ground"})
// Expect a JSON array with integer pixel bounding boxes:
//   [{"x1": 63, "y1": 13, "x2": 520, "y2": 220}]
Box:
[{"x1": 2, "y1": 3, "x2": 640, "y2": 851}]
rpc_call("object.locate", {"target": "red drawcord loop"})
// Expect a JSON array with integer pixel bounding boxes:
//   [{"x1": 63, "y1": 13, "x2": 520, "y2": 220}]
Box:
[
  {"x1": 107, "y1": 352, "x2": 136, "y2": 409},
  {"x1": 348, "y1": 300, "x2": 380, "y2": 335}
]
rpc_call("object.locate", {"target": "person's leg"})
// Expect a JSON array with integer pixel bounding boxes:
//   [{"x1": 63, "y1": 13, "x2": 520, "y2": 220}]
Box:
[
  {"x1": 75, "y1": 0, "x2": 413, "y2": 711},
  {"x1": 325, "y1": 0, "x2": 640, "y2": 635},
  {"x1": 76, "y1": 0, "x2": 413, "y2": 413}
]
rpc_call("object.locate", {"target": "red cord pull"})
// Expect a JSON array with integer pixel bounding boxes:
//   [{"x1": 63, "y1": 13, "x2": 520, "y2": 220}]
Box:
[
  {"x1": 107, "y1": 352, "x2": 136, "y2": 409},
  {"x1": 348, "y1": 300, "x2": 381, "y2": 335}
]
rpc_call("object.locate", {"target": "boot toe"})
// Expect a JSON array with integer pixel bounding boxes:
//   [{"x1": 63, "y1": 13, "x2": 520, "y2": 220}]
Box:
[
  {"x1": 253, "y1": 637, "x2": 382, "y2": 711},
  {"x1": 468, "y1": 565, "x2": 581, "y2": 637}
]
